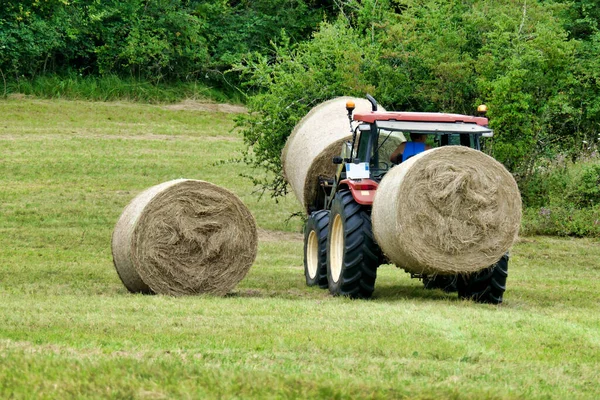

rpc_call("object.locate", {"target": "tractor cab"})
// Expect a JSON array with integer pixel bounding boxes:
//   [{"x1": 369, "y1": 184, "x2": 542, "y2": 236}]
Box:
[
  {"x1": 344, "y1": 96, "x2": 492, "y2": 183},
  {"x1": 323, "y1": 96, "x2": 493, "y2": 210}
]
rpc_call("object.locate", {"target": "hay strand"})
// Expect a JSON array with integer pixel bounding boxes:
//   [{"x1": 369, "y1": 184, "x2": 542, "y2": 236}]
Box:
[
  {"x1": 112, "y1": 179, "x2": 258, "y2": 296},
  {"x1": 282, "y1": 97, "x2": 384, "y2": 212},
  {"x1": 372, "y1": 146, "x2": 521, "y2": 275}
]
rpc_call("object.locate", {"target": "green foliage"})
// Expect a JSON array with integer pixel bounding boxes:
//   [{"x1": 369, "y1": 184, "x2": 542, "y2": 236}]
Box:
[
  {"x1": 567, "y1": 31, "x2": 600, "y2": 154},
  {"x1": 0, "y1": 0, "x2": 334, "y2": 84},
  {"x1": 235, "y1": 20, "x2": 376, "y2": 197},
  {"x1": 564, "y1": 162, "x2": 600, "y2": 208},
  {"x1": 519, "y1": 169, "x2": 554, "y2": 209},
  {"x1": 90, "y1": 0, "x2": 210, "y2": 81},
  {"x1": 521, "y1": 205, "x2": 600, "y2": 237},
  {"x1": 476, "y1": 2, "x2": 577, "y2": 173},
  {"x1": 520, "y1": 159, "x2": 600, "y2": 237},
  {"x1": 521, "y1": 159, "x2": 600, "y2": 209},
  {"x1": 373, "y1": 0, "x2": 479, "y2": 113},
  {"x1": 0, "y1": 0, "x2": 70, "y2": 77},
  {"x1": 554, "y1": 0, "x2": 600, "y2": 39},
  {"x1": 200, "y1": 0, "x2": 334, "y2": 67},
  {"x1": 372, "y1": 0, "x2": 582, "y2": 175}
]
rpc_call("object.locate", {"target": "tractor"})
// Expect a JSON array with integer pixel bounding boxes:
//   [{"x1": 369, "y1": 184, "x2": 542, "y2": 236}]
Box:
[{"x1": 303, "y1": 95, "x2": 509, "y2": 304}]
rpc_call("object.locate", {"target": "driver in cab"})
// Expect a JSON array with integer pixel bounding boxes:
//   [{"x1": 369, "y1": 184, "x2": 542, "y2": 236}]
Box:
[{"x1": 389, "y1": 133, "x2": 432, "y2": 164}]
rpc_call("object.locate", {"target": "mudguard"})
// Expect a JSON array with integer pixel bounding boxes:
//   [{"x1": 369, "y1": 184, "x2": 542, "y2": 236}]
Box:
[{"x1": 338, "y1": 178, "x2": 379, "y2": 206}]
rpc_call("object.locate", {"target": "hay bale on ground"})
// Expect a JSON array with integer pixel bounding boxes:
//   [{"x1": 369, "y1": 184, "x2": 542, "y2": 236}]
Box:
[
  {"x1": 112, "y1": 179, "x2": 257, "y2": 296},
  {"x1": 372, "y1": 146, "x2": 521, "y2": 275},
  {"x1": 282, "y1": 97, "x2": 384, "y2": 212}
]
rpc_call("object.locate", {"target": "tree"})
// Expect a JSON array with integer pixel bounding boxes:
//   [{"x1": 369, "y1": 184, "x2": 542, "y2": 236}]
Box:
[{"x1": 235, "y1": 20, "x2": 377, "y2": 197}]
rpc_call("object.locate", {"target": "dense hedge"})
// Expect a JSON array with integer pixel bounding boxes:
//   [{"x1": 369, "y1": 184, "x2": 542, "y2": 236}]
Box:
[{"x1": 0, "y1": 0, "x2": 335, "y2": 82}]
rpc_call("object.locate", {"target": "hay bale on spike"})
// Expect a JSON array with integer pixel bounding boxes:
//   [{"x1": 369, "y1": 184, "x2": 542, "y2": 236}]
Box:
[
  {"x1": 372, "y1": 146, "x2": 521, "y2": 275},
  {"x1": 282, "y1": 97, "x2": 385, "y2": 212},
  {"x1": 112, "y1": 179, "x2": 258, "y2": 296}
]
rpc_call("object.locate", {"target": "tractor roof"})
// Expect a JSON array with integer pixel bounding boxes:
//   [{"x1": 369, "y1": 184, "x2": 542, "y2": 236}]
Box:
[{"x1": 354, "y1": 111, "x2": 489, "y2": 126}]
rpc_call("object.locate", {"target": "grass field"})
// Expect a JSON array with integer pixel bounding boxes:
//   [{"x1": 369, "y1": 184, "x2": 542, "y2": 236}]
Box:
[{"x1": 1, "y1": 97, "x2": 599, "y2": 399}]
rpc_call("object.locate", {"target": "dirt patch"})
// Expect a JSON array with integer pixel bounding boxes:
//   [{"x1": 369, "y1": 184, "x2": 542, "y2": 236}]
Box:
[
  {"x1": 163, "y1": 100, "x2": 247, "y2": 114},
  {"x1": 257, "y1": 228, "x2": 303, "y2": 242}
]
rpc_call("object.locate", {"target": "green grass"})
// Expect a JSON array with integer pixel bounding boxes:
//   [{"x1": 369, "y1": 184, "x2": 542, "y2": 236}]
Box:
[
  {"x1": 5, "y1": 74, "x2": 243, "y2": 104},
  {"x1": 1, "y1": 98, "x2": 600, "y2": 399}
]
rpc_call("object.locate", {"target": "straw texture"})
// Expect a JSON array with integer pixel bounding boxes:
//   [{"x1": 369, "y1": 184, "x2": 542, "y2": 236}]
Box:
[
  {"x1": 372, "y1": 146, "x2": 521, "y2": 275},
  {"x1": 282, "y1": 97, "x2": 384, "y2": 212},
  {"x1": 112, "y1": 179, "x2": 257, "y2": 296}
]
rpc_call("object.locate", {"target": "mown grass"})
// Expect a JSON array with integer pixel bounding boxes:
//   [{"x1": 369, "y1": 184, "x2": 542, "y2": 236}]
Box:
[{"x1": 1, "y1": 97, "x2": 599, "y2": 399}]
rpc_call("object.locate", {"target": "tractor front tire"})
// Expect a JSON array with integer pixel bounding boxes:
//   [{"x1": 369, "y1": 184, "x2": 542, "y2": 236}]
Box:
[
  {"x1": 458, "y1": 253, "x2": 509, "y2": 304},
  {"x1": 327, "y1": 190, "x2": 379, "y2": 299},
  {"x1": 303, "y1": 210, "x2": 329, "y2": 288}
]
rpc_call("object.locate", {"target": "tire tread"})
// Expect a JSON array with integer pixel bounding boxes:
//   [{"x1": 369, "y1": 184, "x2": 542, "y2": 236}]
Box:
[{"x1": 327, "y1": 191, "x2": 380, "y2": 299}]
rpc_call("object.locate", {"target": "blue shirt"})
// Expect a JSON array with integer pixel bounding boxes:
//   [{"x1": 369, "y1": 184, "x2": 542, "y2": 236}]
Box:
[{"x1": 402, "y1": 142, "x2": 426, "y2": 162}]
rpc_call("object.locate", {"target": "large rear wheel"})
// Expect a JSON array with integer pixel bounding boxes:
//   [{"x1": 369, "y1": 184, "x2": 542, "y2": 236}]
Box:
[
  {"x1": 457, "y1": 253, "x2": 509, "y2": 304},
  {"x1": 327, "y1": 190, "x2": 379, "y2": 299},
  {"x1": 303, "y1": 210, "x2": 329, "y2": 288}
]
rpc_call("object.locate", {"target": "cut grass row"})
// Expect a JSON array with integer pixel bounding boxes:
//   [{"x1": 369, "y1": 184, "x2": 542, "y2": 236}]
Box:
[{"x1": 1, "y1": 98, "x2": 599, "y2": 399}]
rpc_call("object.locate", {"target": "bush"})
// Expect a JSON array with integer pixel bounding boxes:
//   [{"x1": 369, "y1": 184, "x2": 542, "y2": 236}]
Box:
[
  {"x1": 520, "y1": 159, "x2": 600, "y2": 237},
  {"x1": 521, "y1": 206, "x2": 600, "y2": 237},
  {"x1": 564, "y1": 163, "x2": 600, "y2": 208},
  {"x1": 235, "y1": 20, "x2": 377, "y2": 197}
]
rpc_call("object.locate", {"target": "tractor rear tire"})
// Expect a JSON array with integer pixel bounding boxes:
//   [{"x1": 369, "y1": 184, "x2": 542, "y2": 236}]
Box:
[
  {"x1": 303, "y1": 210, "x2": 329, "y2": 288},
  {"x1": 457, "y1": 253, "x2": 509, "y2": 304},
  {"x1": 422, "y1": 274, "x2": 458, "y2": 292},
  {"x1": 327, "y1": 190, "x2": 379, "y2": 299}
]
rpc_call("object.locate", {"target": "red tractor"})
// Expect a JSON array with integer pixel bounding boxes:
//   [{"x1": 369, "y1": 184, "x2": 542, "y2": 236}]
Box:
[{"x1": 303, "y1": 95, "x2": 509, "y2": 304}]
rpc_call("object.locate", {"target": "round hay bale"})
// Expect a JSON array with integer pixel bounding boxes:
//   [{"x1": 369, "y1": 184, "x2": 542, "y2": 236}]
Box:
[
  {"x1": 372, "y1": 146, "x2": 521, "y2": 275},
  {"x1": 282, "y1": 97, "x2": 385, "y2": 212},
  {"x1": 112, "y1": 179, "x2": 258, "y2": 296}
]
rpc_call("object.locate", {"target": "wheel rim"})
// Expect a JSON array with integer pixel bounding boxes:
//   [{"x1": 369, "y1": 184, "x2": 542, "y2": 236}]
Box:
[
  {"x1": 306, "y1": 230, "x2": 318, "y2": 279},
  {"x1": 330, "y1": 214, "x2": 344, "y2": 283}
]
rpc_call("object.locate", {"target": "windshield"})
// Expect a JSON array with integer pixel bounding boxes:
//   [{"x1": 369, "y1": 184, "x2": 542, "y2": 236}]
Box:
[
  {"x1": 375, "y1": 130, "x2": 406, "y2": 166},
  {"x1": 353, "y1": 126, "x2": 481, "y2": 181}
]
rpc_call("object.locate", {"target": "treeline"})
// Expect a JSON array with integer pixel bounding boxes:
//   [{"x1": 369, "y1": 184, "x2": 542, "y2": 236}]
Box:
[{"x1": 0, "y1": 0, "x2": 335, "y2": 82}]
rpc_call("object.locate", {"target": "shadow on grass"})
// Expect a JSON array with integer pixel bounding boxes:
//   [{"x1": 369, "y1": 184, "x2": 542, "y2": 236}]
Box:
[
  {"x1": 229, "y1": 284, "x2": 461, "y2": 304},
  {"x1": 226, "y1": 287, "x2": 331, "y2": 300},
  {"x1": 373, "y1": 284, "x2": 460, "y2": 303}
]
